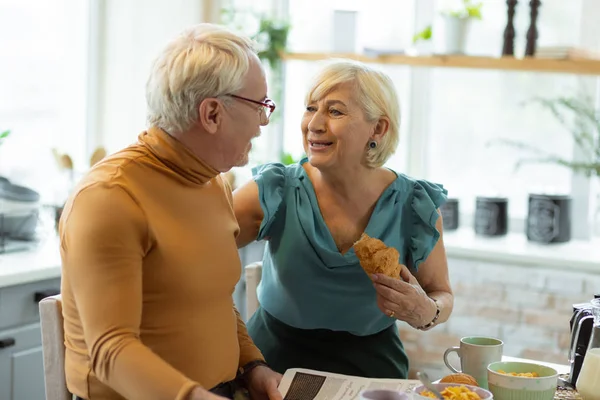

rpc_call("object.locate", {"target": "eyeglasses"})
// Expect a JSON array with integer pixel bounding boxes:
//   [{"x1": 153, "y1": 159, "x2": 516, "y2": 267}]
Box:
[{"x1": 228, "y1": 94, "x2": 276, "y2": 121}]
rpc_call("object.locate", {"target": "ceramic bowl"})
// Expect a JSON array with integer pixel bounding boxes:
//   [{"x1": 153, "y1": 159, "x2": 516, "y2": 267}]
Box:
[
  {"x1": 360, "y1": 389, "x2": 409, "y2": 400},
  {"x1": 487, "y1": 361, "x2": 558, "y2": 400},
  {"x1": 412, "y1": 382, "x2": 493, "y2": 399}
]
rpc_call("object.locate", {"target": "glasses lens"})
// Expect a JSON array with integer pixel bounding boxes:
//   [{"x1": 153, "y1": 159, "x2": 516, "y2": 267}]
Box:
[{"x1": 265, "y1": 100, "x2": 275, "y2": 120}]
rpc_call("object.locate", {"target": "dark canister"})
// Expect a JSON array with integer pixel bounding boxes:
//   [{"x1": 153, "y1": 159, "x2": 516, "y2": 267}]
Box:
[
  {"x1": 474, "y1": 197, "x2": 508, "y2": 236},
  {"x1": 440, "y1": 198, "x2": 459, "y2": 230},
  {"x1": 526, "y1": 194, "x2": 571, "y2": 243}
]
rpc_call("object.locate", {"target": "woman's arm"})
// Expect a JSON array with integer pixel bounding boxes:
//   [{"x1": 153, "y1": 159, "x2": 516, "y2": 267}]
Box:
[
  {"x1": 372, "y1": 211, "x2": 454, "y2": 330},
  {"x1": 233, "y1": 180, "x2": 264, "y2": 248},
  {"x1": 412, "y1": 211, "x2": 454, "y2": 329}
]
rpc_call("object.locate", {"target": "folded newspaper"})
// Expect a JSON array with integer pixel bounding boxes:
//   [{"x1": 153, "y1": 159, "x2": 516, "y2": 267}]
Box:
[{"x1": 278, "y1": 368, "x2": 421, "y2": 400}]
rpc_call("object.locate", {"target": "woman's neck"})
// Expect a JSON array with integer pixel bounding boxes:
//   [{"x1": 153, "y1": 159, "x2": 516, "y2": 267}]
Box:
[{"x1": 307, "y1": 163, "x2": 381, "y2": 200}]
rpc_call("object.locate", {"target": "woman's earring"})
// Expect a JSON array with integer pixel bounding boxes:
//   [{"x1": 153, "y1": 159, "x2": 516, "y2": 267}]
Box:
[{"x1": 368, "y1": 140, "x2": 377, "y2": 149}]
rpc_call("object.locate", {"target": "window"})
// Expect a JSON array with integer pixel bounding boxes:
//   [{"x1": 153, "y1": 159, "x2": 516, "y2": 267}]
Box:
[
  {"x1": 421, "y1": 0, "x2": 595, "y2": 225},
  {"x1": 425, "y1": 68, "x2": 579, "y2": 219},
  {"x1": 98, "y1": 0, "x2": 206, "y2": 154},
  {"x1": 281, "y1": 0, "x2": 599, "y2": 238},
  {"x1": 221, "y1": 0, "x2": 291, "y2": 168},
  {"x1": 0, "y1": 0, "x2": 90, "y2": 204}
]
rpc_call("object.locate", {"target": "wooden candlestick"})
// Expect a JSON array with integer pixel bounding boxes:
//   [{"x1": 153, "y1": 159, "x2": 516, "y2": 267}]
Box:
[
  {"x1": 525, "y1": 0, "x2": 541, "y2": 57},
  {"x1": 502, "y1": 0, "x2": 518, "y2": 56}
]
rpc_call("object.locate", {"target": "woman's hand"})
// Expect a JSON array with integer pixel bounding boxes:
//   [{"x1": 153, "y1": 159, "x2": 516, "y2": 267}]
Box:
[
  {"x1": 371, "y1": 265, "x2": 437, "y2": 329},
  {"x1": 245, "y1": 365, "x2": 283, "y2": 400}
]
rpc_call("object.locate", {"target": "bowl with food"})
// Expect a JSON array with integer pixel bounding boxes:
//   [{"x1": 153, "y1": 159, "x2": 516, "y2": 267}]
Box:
[
  {"x1": 487, "y1": 361, "x2": 558, "y2": 400},
  {"x1": 412, "y1": 382, "x2": 493, "y2": 400}
]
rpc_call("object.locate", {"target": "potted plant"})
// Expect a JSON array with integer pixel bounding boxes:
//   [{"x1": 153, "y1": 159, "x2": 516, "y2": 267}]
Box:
[
  {"x1": 439, "y1": 0, "x2": 482, "y2": 54},
  {"x1": 414, "y1": 0, "x2": 482, "y2": 55},
  {"x1": 412, "y1": 25, "x2": 433, "y2": 55}
]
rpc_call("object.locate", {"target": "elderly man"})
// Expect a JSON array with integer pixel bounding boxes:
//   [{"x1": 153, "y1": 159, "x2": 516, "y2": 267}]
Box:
[{"x1": 59, "y1": 23, "x2": 281, "y2": 400}]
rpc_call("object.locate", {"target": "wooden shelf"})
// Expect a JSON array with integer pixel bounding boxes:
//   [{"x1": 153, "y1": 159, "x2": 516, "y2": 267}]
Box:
[{"x1": 282, "y1": 52, "x2": 600, "y2": 76}]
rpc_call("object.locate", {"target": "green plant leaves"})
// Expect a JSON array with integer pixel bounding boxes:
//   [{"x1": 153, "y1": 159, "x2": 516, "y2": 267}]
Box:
[
  {"x1": 490, "y1": 96, "x2": 600, "y2": 178},
  {"x1": 253, "y1": 17, "x2": 290, "y2": 70},
  {"x1": 441, "y1": 0, "x2": 483, "y2": 20},
  {"x1": 0, "y1": 129, "x2": 10, "y2": 146},
  {"x1": 413, "y1": 25, "x2": 432, "y2": 44}
]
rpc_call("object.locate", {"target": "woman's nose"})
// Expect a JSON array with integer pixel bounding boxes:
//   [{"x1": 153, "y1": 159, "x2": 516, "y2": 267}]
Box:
[{"x1": 307, "y1": 113, "x2": 325, "y2": 133}]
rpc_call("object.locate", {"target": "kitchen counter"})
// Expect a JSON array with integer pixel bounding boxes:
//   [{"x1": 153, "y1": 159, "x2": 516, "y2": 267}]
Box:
[{"x1": 0, "y1": 236, "x2": 61, "y2": 288}]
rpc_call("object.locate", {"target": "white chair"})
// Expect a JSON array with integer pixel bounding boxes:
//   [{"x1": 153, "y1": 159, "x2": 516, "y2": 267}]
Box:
[
  {"x1": 39, "y1": 294, "x2": 72, "y2": 400},
  {"x1": 245, "y1": 261, "x2": 263, "y2": 319}
]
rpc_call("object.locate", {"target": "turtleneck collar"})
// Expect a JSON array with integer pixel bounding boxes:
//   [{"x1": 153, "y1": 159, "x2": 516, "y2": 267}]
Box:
[{"x1": 139, "y1": 127, "x2": 220, "y2": 185}]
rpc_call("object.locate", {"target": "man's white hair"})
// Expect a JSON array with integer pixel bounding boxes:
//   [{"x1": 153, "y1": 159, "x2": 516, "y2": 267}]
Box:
[{"x1": 146, "y1": 23, "x2": 257, "y2": 134}]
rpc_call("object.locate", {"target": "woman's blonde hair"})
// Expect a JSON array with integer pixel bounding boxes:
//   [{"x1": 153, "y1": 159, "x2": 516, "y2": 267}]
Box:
[
  {"x1": 146, "y1": 23, "x2": 256, "y2": 134},
  {"x1": 305, "y1": 59, "x2": 401, "y2": 168}
]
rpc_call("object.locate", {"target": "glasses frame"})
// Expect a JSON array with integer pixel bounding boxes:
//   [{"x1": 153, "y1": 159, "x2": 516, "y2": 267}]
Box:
[{"x1": 228, "y1": 94, "x2": 276, "y2": 120}]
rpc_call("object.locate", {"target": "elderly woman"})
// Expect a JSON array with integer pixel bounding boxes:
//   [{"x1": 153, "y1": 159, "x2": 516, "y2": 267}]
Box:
[{"x1": 233, "y1": 60, "x2": 453, "y2": 379}]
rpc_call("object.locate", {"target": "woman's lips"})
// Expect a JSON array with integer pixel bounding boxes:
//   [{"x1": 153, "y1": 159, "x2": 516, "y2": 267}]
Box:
[{"x1": 308, "y1": 140, "x2": 333, "y2": 150}]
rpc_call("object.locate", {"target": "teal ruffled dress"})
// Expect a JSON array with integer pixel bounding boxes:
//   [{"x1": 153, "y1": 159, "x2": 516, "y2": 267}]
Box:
[{"x1": 246, "y1": 159, "x2": 447, "y2": 378}]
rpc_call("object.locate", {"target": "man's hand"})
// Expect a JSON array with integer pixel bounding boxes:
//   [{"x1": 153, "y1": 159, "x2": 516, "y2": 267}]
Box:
[
  {"x1": 245, "y1": 365, "x2": 283, "y2": 400},
  {"x1": 188, "y1": 386, "x2": 229, "y2": 400}
]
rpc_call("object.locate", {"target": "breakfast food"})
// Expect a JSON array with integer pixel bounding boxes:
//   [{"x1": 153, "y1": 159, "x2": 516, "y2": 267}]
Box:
[
  {"x1": 353, "y1": 233, "x2": 400, "y2": 279},
  {"x1": 440, "y1": 373, "x2": 479, "y2": 387},
  {"x1": 497, "y1": 370, "x2": 540, "y2": 377},
  {"x1": 421, "y1": 386, "x2": 482, "y2": 400}
]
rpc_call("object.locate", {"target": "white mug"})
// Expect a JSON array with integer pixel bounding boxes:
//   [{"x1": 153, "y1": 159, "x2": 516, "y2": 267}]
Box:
[{"x1": 443, "y1": 336, "x2": 503, "y2": 389}]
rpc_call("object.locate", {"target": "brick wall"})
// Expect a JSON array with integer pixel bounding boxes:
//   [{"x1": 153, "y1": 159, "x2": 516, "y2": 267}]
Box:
[{"x1": 400, "y1": 257, "x2": 600, "y2": 380}]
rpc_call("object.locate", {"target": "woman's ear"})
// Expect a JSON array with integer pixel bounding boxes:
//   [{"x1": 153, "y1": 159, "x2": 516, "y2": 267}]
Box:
[
  {"x1": 371, "y1": 117, "x2": 390, "y2": 142},
  {"x1": 198, "y1": 98, "x2": 223, "y2": 135}
]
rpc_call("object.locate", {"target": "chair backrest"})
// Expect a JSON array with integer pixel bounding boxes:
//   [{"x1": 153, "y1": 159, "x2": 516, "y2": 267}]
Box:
[
  {"x1": 245, "y1": 261, "x2": 263, "y2": 319},
  {"x1": 39, "y1": 294, "x2": 71, "y2": 400}
]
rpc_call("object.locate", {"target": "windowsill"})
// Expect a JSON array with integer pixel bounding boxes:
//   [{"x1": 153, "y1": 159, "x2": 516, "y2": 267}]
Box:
[{"x1": 444, "y1": 228, "x2": 600, "y2": 272}]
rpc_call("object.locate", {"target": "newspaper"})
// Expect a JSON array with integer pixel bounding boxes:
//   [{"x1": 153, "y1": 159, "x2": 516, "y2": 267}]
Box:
[{"x1": 278, "y1": 368, "x2": 421, "y2": 400}]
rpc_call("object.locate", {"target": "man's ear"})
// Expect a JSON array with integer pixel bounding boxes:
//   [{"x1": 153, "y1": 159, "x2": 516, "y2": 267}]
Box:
[
  {"x1": 371, "y1": 117, "x2": 390, "y2": 142},
  {"x1": 198, "y1": 98, "x2": 223, "y2": 135}
]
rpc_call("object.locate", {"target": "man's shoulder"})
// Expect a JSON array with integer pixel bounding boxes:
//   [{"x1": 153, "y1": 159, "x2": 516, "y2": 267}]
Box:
[{"x1": 66, "y1": 144, "x2": 151, "y2": 207}]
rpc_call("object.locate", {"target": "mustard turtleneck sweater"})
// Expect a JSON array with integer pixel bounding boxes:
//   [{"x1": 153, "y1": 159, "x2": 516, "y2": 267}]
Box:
[{"x1": 59, "y1": 127, "x2": 263, "y2": 400}]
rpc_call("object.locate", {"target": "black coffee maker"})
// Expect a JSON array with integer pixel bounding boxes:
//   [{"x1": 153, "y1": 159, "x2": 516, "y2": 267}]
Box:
[{"x1": 567, "y1": 295, "x2": 599, "y2": 387}]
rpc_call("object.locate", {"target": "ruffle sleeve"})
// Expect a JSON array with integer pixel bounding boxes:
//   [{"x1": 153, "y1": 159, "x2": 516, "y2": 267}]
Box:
[
  {"x1": 409, "y1": 179, "x2": 448, "y2": 269},
  {"x1": 252, "y1": 163, "x2": 287, "y2": 241}
]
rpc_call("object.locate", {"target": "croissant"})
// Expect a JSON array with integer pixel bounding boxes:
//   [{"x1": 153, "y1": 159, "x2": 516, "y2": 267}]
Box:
[
  {"x1": 439, "y1": 373, "x2": 479, "y2": 387},
  {"x1": 353, "y1": 233, "x2": 400, "y2": 279}
]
